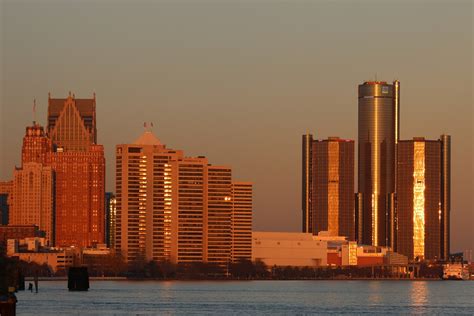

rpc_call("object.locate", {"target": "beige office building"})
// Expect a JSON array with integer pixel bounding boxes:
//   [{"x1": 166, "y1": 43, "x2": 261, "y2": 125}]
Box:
[
  {"x1": 9, "y1": 163, "x2": 54, "y2": 244},
  {"x1": 116, "y1": 130, "x2": 251, "y2": 265}
]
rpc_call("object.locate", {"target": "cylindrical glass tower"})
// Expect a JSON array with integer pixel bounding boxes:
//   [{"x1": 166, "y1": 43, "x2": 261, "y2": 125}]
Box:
[{"x1": 358, "y1": 81, "x2": 399, "y2": 246}]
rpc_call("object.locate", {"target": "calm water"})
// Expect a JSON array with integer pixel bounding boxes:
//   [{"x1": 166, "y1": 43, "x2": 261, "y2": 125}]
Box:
[{"x1": 17, "y1": 280, "x2": 474, "y2": 315}]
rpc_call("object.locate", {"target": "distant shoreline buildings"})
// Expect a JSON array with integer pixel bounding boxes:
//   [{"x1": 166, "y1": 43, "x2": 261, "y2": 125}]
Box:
[
  {"x1": 1, "y1": 92, "x2": 253, "y2": 273},
  {"x1": 115, "y1": 130, "x2": 253, "y2": 265},
  {"x1": 0, "y1": 79, "x2": 458, "y2": 273},
  {"x1": 302, "y1": 80, "x2": 451, "y2": 262}
]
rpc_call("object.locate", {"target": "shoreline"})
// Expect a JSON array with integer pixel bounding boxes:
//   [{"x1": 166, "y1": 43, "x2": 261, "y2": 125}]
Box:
[{"x1": 24, "y1": 277, "x2": 469, "y2": 282}]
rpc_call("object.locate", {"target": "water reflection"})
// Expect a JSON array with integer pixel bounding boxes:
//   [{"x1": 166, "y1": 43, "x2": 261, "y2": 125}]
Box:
[
  {"x1": 368, "y1": 281, "x2": 381, "y2": 305},
  {"x1": 410, "y1": 281, "x2": 428, "y2": 312},
  {"x1": 160, "y1": 281, "x2": 174, "y2": 302}
]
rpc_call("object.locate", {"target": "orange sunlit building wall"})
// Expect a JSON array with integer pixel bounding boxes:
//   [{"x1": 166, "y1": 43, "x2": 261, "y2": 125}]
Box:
[
  {"x1": 303, "y1": 135, "x2": 355, "y2": 241},
  {"x1": 47, "y1": 94, "x2": 105, "y2": 248},
  {"x1": 8, "y1": 124, "x2": 54, "y2": 244},
  {"x1": 231, "y1": 182, "x2": 253, "y2": 262},
  {"x1": 396, "y1": 137, "x2": 450, "y2": 261},
  {"x1": 116, "y1": 130, "x2": 251, "y2": 265}
]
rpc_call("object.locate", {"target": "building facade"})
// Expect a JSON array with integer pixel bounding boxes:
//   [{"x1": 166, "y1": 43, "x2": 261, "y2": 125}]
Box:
[
  {"x1": 9, "y1": 162, "x2": 54, "y2": 244},
  {"x1": 252, "y1": 232, "x2": 328, "y2": 267},
  {"x1": 302, "y1": 135, "x2": 355, "y2": 240},
  {"x1": 21, "y1": 124, "x2": 52, "y2": 165},
  {"x1": 0, "y1": 225, "x2": 43, "y2": 244},
  {"x1": 313, "y1": 137, "x2": 355, "y2": 240},
  {"x1": 231, "y1": 182, "x2": 253, "y2": 262},
  {"x1": 357, "y1": 80, "x2": 400, "y2": 247},
  {"x1": 116, "y1": 130, "x2": 252, "y2": 265},
  {"x1": 105, "y1": 192, "x2": 117, "y2": 248},
  {"x1": 47, "y1": 94, "x2": 105, "y2": 248},
  {"x1": 0, "y1": 181, "x2": 12, "y2": 225},
  {"x1": 396, "y1": 137, "x2": 451, "y2": 260},
  {"x1": 302, "y1": 133, "x2": 314, "y2": 233}
]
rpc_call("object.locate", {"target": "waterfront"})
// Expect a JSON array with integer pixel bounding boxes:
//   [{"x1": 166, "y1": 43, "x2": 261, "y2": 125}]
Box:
[{"x1": 16, "y1": 280, "x2": 474, "y2": 315}]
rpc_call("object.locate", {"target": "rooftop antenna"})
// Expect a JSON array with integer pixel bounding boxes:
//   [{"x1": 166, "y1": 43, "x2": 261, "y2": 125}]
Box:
[
  {"x1": 33, "y1": 98, "x2": 37, "y2": 125},
  {"x1": 375, "y1": 73, "x2": 378, "y2": 82}
]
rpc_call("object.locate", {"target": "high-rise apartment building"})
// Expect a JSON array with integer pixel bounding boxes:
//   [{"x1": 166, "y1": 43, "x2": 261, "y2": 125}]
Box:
[
  {"x1": 0, "y1": 181, "x2": 13, "y2": 225},
  {"x1": 116, "y1": 130, "x2": 251, "y2": 265},
  {"x1": 231, "y1": 182, "x2": 253, "y2": 262},
  {"x1": 9, "y1": 163, "x2": 54, "y2": 244},
  {"x1": 396, "y1": 137, "x2": 450, "y2": 260},
  {"x1": 47, "y1": 93, "x2": 105, "y2": 248},
  {"x1": 357, "y1": 80, "x2": 400, "y2": 247},
  {"x1": 205, "y1": 166, "x2": 233, "y2": 266},
  {"x1": 302, "y1": 135, "x2": 355, "y2": 240},
  {"x1": 115, "y1": 132, "x2": 183, "y2": 262}
]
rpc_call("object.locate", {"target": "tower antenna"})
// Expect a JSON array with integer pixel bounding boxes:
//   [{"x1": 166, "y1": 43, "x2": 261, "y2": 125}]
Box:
[{"x1": 33, "y1": 98, "x2": 37, "y2": 125}]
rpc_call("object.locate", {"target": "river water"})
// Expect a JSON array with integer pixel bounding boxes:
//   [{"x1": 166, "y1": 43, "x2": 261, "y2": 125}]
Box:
[{"x1": 16, "y1": 280, "x2": 474, "y2": 315}]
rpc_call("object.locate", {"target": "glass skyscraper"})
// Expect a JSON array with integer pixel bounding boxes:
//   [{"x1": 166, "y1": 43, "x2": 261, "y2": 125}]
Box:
[{"x1": 357, "y1": 80, "x2": 399, "y2": 247}]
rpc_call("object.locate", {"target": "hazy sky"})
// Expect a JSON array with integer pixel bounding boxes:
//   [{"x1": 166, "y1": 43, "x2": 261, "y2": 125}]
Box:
[{"x1": 1, "y1": 1, "x2": 472, "y2": 252}]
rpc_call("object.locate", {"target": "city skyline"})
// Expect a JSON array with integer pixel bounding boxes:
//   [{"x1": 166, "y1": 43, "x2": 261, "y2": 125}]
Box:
[{"x1": 1, "y1": 1, "x2": 472, "y2": 252}]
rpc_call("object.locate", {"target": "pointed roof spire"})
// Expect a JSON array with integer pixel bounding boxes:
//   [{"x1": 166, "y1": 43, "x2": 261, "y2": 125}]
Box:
[{"x1": 134, "y1": 124, "x2": 162, "y2": 145}]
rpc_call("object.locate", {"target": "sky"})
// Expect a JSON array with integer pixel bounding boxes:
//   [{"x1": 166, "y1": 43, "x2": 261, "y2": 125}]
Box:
[{"x1": 1, "y1": 0, "x2": 472, "y2": 252}]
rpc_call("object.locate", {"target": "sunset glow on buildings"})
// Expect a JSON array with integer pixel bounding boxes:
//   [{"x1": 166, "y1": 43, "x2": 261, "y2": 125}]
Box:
[{"x1": 115, "y1": 130, "x2": 252, "y2": 264}]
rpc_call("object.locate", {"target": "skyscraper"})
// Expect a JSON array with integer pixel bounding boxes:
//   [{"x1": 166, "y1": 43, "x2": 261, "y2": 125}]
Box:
[
  {"x1": 205, "y1": 166, "x2": 233, "y2": 266},
  {"x1": 440, "y1": 135, "x2": 451, "y2": 260},
  {"x1": 357, "y1": 80, "x2": 400, "y2": 247},
  {"x1": 47, "y1": 92, "x2": 97, "y2": 151},
  {"x1": 105, "y1": 192, "x2": 117, "y2": 248},
  {"x1": 9, "y1": 162, "x2": 54, "y2": 244},
  {"x1": 313, "y1": 137, "x2": 355, "y2": 240},
  {"x1": 302, "y1": 133, "x2": 314, "y2": 233},
  {"x1": 47, "y1": 93, "x2": 105, "y2": 247},
  {"x1": 21, "y1": 124, "x2": 52, "y2": 165},
  {"x1": 231, "y1": 182, "x2": 253, "y2": 262},
  {"x1": 8, "y1": 124, "x2": 55, "y2": 244},
  {"x1": 115, "y1": 131, "x2": 183, "y2": 263},
  {"x1": 396, "y1": 136, "x2": 450, "y2": 260},
  {"x1": 116, "y1": 130, "x2": 251, "y2": 265},
  {"x1": 302, "y1": 135, "x2": 355, "y2": 239}
]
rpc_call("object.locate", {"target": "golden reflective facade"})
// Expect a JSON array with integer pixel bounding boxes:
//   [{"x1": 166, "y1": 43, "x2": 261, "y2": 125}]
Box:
[
  {"x1": 397, "y1": 137, "x2": 448, "y2": 260},
  {"x1": 327, "y1": 141, "x2": 339, "y2": 236},
  {"x1": 413, "y1": 141, "x2": 425, "y2": 259},
  {"x1": 312, "y1": 137, "x2": 355, "y2": 240},
  {"x1": 358, "y1": 81, "x2": 398, "y2": 247}
]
